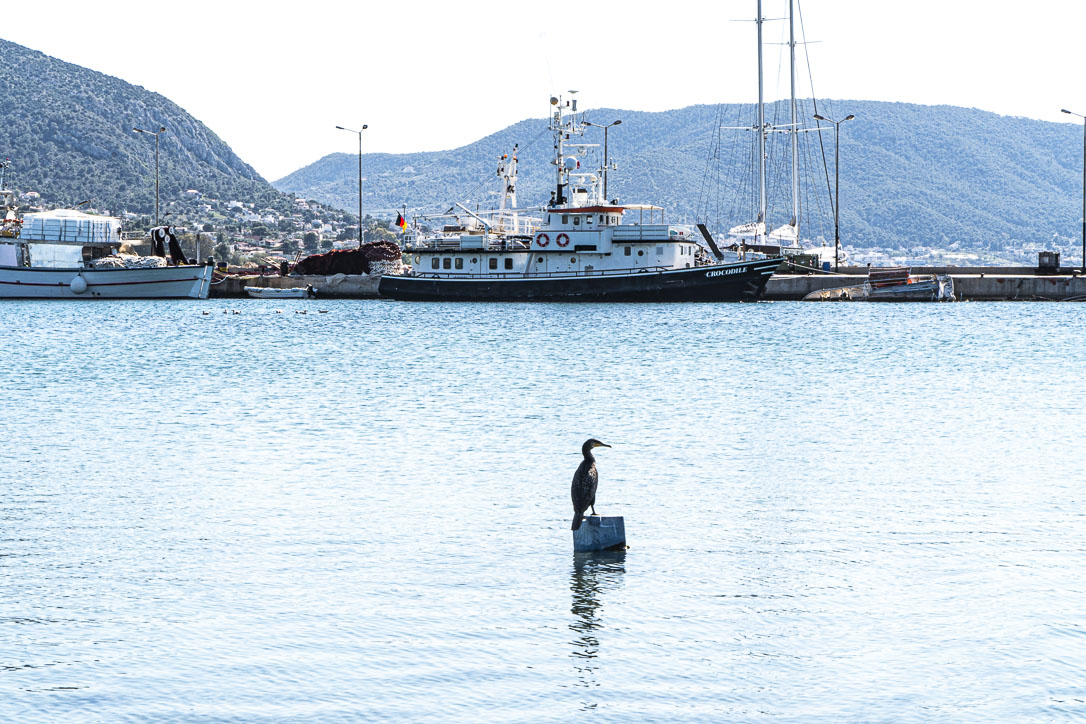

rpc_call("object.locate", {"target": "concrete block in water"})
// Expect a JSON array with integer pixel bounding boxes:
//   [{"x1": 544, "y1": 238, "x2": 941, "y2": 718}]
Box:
[{"x1": 573, "y1": 516, "x2": 626, "y2": 552}]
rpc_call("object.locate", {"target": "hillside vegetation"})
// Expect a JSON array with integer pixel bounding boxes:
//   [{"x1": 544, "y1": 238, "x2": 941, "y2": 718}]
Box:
[
  {"x1": 275, "y1": 100, "x2": 1084, "y2": 254},
  {"x1": 0, "y1": 38, "x2": 302, "y2": 223}
]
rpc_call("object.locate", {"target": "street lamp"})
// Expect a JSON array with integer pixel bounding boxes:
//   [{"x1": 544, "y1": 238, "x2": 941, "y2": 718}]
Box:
[
  {"x1": 336, "y1": 124, "x2": 368, "y2": 247},
  {"x1": 133, "y1": 126, "x2": 166, "y2": 226},
  {"x1": 1062, "y1": 109, "x2": 1086, "y2": 270},
  {"x1": 813, "y1": 113, "x2": 854, "y2": 272},
  {"x1": 584, "y1": 119, "x2": 622, "y2": 202}
]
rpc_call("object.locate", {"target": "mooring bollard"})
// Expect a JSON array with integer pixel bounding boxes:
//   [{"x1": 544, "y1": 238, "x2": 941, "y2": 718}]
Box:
[{"x1": 572, "y1": 515, "x2": 627, "y2": 552}]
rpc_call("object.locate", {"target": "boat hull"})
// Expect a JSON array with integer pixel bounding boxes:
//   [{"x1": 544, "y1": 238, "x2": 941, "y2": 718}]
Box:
[
  {"x1": 379, "y1": 258, "x2": 782, "y2": 302},
  {"x1": 802, "y1": 275, "x2": 955, "y2": 302},
  {"x1": 0, "y1": 264, "x2": 214, "y2": 299},
  {"x1": 244, "y1": 286, "x2": 312, "y2": 299}
]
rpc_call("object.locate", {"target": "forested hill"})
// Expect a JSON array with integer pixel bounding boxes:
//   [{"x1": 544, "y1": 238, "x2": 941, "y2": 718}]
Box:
[
  {"x1": 275, "y1": 100, "x2": 1084, "y2": 253},
  {"x1": 0, "y1": 38, "x2": 293, "y2": 217}
]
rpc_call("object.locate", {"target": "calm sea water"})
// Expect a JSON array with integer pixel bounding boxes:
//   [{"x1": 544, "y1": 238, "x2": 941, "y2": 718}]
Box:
[{"x1": 2, "y1": 299, "x2": 1085, "y2": 722}]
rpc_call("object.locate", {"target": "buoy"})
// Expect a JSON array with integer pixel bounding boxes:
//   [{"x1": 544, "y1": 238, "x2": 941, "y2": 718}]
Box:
[
  {"x1": 572, "y1": 516, "x2": 626, "y2": 552},
  {"x1": 69, "y1": 275, "x2": 88, "y2": 294}
]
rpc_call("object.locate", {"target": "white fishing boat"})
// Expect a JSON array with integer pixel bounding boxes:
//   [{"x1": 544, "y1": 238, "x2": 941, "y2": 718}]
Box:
[
  {"x1": 244, "y1": 284, "x2": 316, "y2": 299},
  {"x1": 0, "y1": 180, "x2": 212, "y2": 299}
]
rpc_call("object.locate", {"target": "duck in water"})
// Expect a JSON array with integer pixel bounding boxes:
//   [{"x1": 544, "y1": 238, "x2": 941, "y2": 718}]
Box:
[{"x1": 571, "y1": 438, "x2": 611, "y2": 531}]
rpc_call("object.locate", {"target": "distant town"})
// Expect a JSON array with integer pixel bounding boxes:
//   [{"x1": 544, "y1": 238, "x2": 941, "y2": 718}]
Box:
[{"x1": 11, "y1": 188, "x2": 400, "y2": 268}]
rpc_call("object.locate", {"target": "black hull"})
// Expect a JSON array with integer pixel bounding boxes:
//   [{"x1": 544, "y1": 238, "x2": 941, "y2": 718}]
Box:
[{"x1": 379, "y1": 258, "x2": 782, "y2": 302}]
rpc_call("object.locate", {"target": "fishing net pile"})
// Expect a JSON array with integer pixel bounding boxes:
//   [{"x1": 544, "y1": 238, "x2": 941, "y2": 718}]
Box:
[
  {"x1": 292, "y1": 242, "x2": 402, "y2": 276},
  {"x1": 87, "y1": 254, "x2": 168, "y2": 269}
]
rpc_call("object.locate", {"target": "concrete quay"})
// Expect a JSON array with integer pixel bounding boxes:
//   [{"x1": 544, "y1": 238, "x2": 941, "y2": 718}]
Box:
[
  {"x1": 766, "y1": 266, "x2": 1086, "y2": 301},
  {"x1": 210, "y1": 273, "x2": 381, "y2": 298},
  {"x1": 210, "y1": 266, "x2": 1086, "y2": 301}
]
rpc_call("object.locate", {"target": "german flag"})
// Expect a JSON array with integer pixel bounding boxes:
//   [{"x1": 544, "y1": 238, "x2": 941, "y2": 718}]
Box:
[{"x1": 395, "y1": 213, "x2": 407, "y2": 232}]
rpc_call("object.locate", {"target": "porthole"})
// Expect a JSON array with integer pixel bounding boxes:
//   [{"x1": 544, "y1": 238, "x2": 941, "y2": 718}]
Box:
[
  {"x1": 414, "y1": 255, "x2": 421, "y2": 264},
  {"x1": 570, "y1": 257, "x2": 577, "y2": 263},
  {"x1": 471, "y1": 257, "x2": 478, "y2": 264},
  {"x1": 637, "y1": 250, "x2": 644, "y2": 256},
  {"x1": 538, "y1": 256, "x2": 544, "y2": 263}
]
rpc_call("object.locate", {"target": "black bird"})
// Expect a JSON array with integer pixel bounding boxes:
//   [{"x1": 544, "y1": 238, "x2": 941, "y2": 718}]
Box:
[{"x1": 571, "y1": 438, "x2": 611, "y2": 531}]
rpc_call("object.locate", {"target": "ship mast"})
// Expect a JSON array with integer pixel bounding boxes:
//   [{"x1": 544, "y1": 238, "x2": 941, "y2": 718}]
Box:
[
  {"x1": 788, "y1": 0, "x2": 799, "y2": 240},
  {"x1": 756, "y1": 0, "x2": 766, "y2": 245}
]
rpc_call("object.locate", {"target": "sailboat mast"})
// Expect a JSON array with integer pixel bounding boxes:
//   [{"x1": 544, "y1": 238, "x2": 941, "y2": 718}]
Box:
[
  {"x1": 789, "y1": 0, "x2": 799, "y2": 238},
  {"x1": 756, "y1": 0, "x2": 766, "y2": 244}
]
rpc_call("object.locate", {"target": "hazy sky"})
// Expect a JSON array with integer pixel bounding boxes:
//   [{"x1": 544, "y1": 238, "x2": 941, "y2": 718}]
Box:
[{"x1": 6, "y1": 1, "x2": 1086, "y2": 180}]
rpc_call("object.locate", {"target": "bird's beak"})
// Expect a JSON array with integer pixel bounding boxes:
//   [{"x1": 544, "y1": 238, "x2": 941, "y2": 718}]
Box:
[{"x1": 598, "y1": 442, "x2": 612, "y2": 449}]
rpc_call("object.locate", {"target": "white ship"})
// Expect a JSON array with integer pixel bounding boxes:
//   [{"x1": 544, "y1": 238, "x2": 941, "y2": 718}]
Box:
[{"x1": 380, "y1": 95, "x2": 782, "y2": 302}]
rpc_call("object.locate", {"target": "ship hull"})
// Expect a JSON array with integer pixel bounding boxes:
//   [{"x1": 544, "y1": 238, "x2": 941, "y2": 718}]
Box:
[
  {"x1": 0, "y1": 264, "x2": 214, "y2": 299},
  {"x1": 377, "y1": 256, "x2": 777, "y2": 301},
  {"x1": 379, "y1": 258, "x2": 782, "y2": 302}
]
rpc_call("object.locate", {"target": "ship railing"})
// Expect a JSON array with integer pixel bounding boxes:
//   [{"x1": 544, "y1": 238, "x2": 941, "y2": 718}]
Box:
[
  {"x1": 410, "y1": 265, "x2": 674, "y2": 280},
  {"x1": 611, "y1": 224, "x2": 694, "y2": 242}
]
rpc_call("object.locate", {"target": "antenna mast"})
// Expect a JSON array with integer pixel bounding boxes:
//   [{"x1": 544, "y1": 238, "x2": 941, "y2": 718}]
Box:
[
  {"x1": 789, "y1": 0, "x2": 800, "y2": 239},
  {"x1": 756, "y1": 0, "x2": 767, "y2": 245}
]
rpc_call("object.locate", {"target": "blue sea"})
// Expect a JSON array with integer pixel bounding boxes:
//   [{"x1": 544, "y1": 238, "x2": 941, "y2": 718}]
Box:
[{"x1": 2, "y1": 300, "x2": 1085, "y2": 722}]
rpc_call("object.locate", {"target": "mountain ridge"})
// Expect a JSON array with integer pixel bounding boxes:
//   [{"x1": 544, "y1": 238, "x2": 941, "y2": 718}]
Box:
[{"x1": 274, "y1": 100, "x2": 1084, "y2": 256}]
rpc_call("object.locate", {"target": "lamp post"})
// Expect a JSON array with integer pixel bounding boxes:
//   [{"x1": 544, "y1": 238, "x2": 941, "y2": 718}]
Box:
[
  {"x1": 336, "y1": 124, "x2": 368, "y2": 247},
  {"x1": 133, "y1": 126, "x2": 166, "y2": 226},
  {"x1": 584, "y1": 119, "x2": 622, "y2": 202},
  {"x1": 1061, "y1": 109, "x2": 1086, "y2": 270},
  {"x1": 813, "y1": 113, "x2": 854, "y2": 272}
]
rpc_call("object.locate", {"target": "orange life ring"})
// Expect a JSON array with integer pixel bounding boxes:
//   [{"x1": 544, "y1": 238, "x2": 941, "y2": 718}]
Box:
[
  {"x1": 556, "y1": 233, "x2": 570, "y2": 248},
  {"x1": 536, "y1": 233, "x2": 550, "y2": 247}
]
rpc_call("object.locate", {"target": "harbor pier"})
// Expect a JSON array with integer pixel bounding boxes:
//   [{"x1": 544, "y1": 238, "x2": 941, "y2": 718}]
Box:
[{"x1": 766, "y1": 266, "x2": 1086, "y2": 301}]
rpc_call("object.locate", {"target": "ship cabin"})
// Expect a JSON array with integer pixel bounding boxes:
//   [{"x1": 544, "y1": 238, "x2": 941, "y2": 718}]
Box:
[
  {"x1": 0, "y1": 209, "x2": 122, "y2": 269},
  {"x1": 406, "y1": 202, "x2": 701, "y2": 278}
]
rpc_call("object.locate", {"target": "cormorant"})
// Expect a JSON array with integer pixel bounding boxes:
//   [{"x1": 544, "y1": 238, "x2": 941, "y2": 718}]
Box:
[{"x1": 571, "y1": 438, "x2": 611, "y2": 531}]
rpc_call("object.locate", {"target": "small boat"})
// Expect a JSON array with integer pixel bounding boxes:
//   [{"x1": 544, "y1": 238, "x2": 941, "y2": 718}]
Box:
[
  {"x1": 803, "y1": 267, "x2": 955, "y2": 302},
  {"x1": 244, "y1": 284, "x2": 316, "y2": 299}
]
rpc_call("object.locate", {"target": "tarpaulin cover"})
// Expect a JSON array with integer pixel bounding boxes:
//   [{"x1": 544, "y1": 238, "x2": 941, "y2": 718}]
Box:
[{"x1": 293, "y1": 242, "x2": 401, "y2": 276}]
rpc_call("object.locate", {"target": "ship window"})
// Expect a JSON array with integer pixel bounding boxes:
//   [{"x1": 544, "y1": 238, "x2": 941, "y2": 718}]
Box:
[
  {"x1": 586, "y1": 216, "x2": 593, "y2": 224},
  {"x1": 562, "y1": 214, "x2": 568, "y2": 224},
  {"x1": 573, "y1": 216, "x2": 581, "y2": 226},
  {"x1": 504, "y1": 258, "x2": 513, "y2": 270},
  {"x1": 489, "y1": 258, "x2": 497, "y2": 269},
  {"x1": 656, "y1": 246, "x2": 664, "y2": 255},
  {"x1": 414, "y1": 255, "x2": 421, "y2": 264},
  {"x1": 471, "y1": 257, "x2": 478, "y2": 264},
  {"x1": 624, "y1": 246, "x2": 631, "y2": 256},
  {"x1": 431, "y1": 258, "x2": 439, "y2": 269},
  {"x1": 455, "y1": 258, "x2": 463, "y2": 269},
  {"x1": 599, "y1": 214, "x2": 605, "y2": 224},
  {"x1": 538, "y1": 256, "x2": 544, "y2": 263},
  {"x1": 637, "y1": 250, "x2": 644, "y2": 256},
  {"x1": 443, "y1": 258, "x2": 451, "y2": 269},
  {"x1": 570, "y1": 257, "x2": 577, "y2": 263}
]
